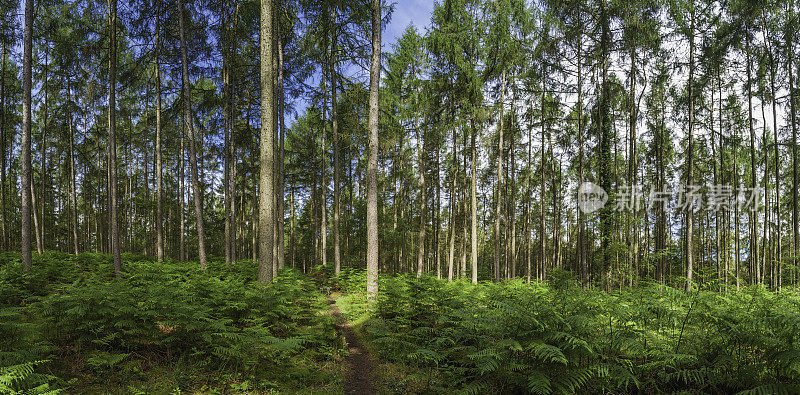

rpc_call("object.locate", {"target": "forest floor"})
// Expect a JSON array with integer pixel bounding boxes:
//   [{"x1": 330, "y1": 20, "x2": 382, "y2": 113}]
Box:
[{"x1": 327, "y1": 294, "x2": 378, "y2": 394}]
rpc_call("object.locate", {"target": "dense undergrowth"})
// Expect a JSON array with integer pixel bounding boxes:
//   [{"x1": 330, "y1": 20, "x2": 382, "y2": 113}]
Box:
[
  {"x1": 0, "y1": 252, "x2": 342, "y2": 394},
  {"x1": 5, "y1": 254, "x2": 800, "y2": 394},
  {"x1": 335, "y1": 269, "x2": 800, "y2": 394}
]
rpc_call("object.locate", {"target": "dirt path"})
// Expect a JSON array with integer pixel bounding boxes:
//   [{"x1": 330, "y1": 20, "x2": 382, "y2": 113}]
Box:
[{"x1": 328, "y1": 296, "x2": 378, "y2": 394}]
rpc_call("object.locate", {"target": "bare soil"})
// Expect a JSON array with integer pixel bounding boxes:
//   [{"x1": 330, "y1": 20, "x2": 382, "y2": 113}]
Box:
[{"x1": 328, "y1": 296, "x2": 377, "y2": 394}]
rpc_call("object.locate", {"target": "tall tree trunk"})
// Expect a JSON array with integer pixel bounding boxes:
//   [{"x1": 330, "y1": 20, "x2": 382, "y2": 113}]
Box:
[
  {"x1": 155, "y1": 13, "x2": 164, "y2": 262},
  {"x1": 770, "y1": 47, "x2": 781, "y2": 290},
  {"x1": 745, "y1": 38, "x2": 758, "y2": 284},
  {"x1": 685, "y1": 7, "x2": 695, "y2": 292},
  {"x1": 599, "y1": 0, "x2": 612, "y2": 289},
  {"x1": 67, "y1": 77, "x2": 79, "y2": 254},
  {"x1": 366, "y1": 0, "x2": 381, "y2": 299},
  {"x1": 790, "y1": 22, "x2": 799, "y2": 290},
  {"x1": 178, "y1": 0, "x2": 208, "y2": 268},
  {"x1": 330, "y1": 7, "x2": 341, "y2": 275},
  {"x1": 180, "y1": 115, "x2": 186, "y2": 261},
  {"x1": 628, "y1": 46, "x2": 638, "y2": 286},
  {"x1": 470, "y1": 116, "x2": 478, "y2": 284},
  {"x1": 540, "y1": 70, "x2": 547, "y2": 281},
  {"x1": 277, "y1": 23, "x2": 285, "y2": 271},
  {"x1": 417, "y1": 121, "x2": 425, "y2": 278},
  {"x1": 39, "y1": 46, "x2": 48, "y2": 254},
  {"x1": 223, "y1": 3, "x2": 232, "y2": 266},
  {"x1": 494, "y1": 70, "x2": 506, "y2": 282},
  {"x1": 1, "y1": 43, "x2": 7, "y2": 251},
  {"x1": 577, "y1": 27, "x2": 587, "y2": 287},
  {"x1": 20, "y1": 0, "x2": 30, "y2": 269},
  {"x1": 108, "y1": 0, "x2": 121, "y2": 276},
  {"x1": 258, "y1": 0, "x2": 276, "y2": 283}
]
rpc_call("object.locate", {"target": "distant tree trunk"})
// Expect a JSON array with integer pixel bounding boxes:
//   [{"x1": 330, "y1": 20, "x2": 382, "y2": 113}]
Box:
[
  {"x1": 178, "y1": 0, "x2": 208, "y2": 268},
  {"x1": 470, "y1": 117, "x2": 478, "y2": 284},
  {"x1": 540, "y1": 70, "x2": 547, "y2": 281},
  {"x1": 180, "y1": 115, "x2": 186, "y2": 262},
  {"x1": 494, "y1": 70, "x2": 506, "y2": 282},
  {"x1": 685, "y1": 8, "x2": 695, "y2": 292},
  {"x1": 329, "y1": 10, "x2": 340, "y2": 275},
  {"x1": 627, "y1": 46, "x2": 638, "y2": 286},
  {"x1": 67, "y1": 77, "x2": 79, "y2": 254},
  {"x1": 223, "y1": 3, "x2": 232, "y2": 266},
  {"x1": 290, "y1": 185, "x2": 296, "y2": 268},
  {"x1": 577, "y1": 28, "x2": 587, "y2": 287},
  {"x1": 711, "y1": 70, "x2": 720, "y2": 286},
  {"x1": 108, "y1": 0, "x2": 121, "y2": 277},
  {"x1": 40, "y1": 46, "x2": 48, "y2": 254},
  {"x1": 366, "y1": 0, "x2": 381, "y2": 299},
  {"x1": 790, "y1": 29, "x2": 799, "y2": 289},
  {"x1": 1, "y1": 43, "x2": 7, "y2": 251},
  {"x1": 416, "y1": 121, "x2": 425, "y2": 278},
  {"x1": 745, "y1": 38, "x2": 758, "y2": 284},
  {"x1": 277, "y1": 25, "x2": 286, "y2": 271},
  {"x1": 155, "y1": 13, "x2": 165, "y2": 262},
  {"x1": 21, "y1": 0, "x2": 32, "y2": 269},
  {"x1": 769, "y1": 46, "x2": 781, "y2": 290},
  {"x1": 258, "y1": 0, "x2": 276, "y2": 283}
]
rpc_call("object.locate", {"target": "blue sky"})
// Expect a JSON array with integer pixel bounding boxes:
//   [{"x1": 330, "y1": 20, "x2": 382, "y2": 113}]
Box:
[{"x1": 385, "y1": 0, "x2": 434, "y2": 43}]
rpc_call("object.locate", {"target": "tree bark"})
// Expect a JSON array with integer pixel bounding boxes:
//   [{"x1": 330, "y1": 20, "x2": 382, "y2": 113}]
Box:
[
  {"x1": 156, "y1": 12, "x2": 165, "y2": 262},
  {"x1": 67, "y1": 77, "x2": 79, "y2": 254},
  {"x1": 330, "y1": 6, "x2": 341, "y2": 276},
  {"x1": 1, "y1": 44, "x2": 7, "y2": 251},
  {"x1": 108, "y1": 0, "x2": 122, "y2": 276},
  {"x1": 367, "y1": 0, "x2": 381, "y2": 299},
  {"x1": 258, "y1": 0, "x2": 276, "y2": 283},
  {"x1": 685, "y1": 7, "x2": 695, "y2": 292},
  {"x1": 494, "y1": 70, "x2": 506, "y2": 282},
  {"x1": 277, "y1": 20, "x2": 286, "y2": 271},
  {"x1": 21, "y1": 0, "x2": 32, "y2": 269},
  {"x1": 416, "y1": 121, "x2": 425, "y2": 278},
  {"x1": 178, "y1": 0, "x2": 208, "y2": 268},
  {"x1": 223, "y1": 2, "x2": 232, "y2": 266}
]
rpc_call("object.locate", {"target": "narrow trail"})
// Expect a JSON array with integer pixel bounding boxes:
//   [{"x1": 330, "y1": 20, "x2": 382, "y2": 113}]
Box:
[{"x1": 327, "y1": 295, "x2": 378, "y2": 394}]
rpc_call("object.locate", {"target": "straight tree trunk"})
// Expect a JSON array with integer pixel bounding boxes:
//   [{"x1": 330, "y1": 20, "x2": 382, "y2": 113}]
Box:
[
  {"x1": 540, "y1": 70, "x2": 547, "y2": 281},
  {"x1": 67, "y1": 77, "x2": 79, "y2": 254},
  {"x1": 178, "y1": 0, "x2": 208, "y2": 268},
  {"x1": 277, "y1": 25, "x2": 286, "y2": 270},
  {"x1": 108, "y1": 0, "x2": 122, "y2": 277},
  {"x1": 258, "y1": 0, "x2": 276, "y2": 283},
  {"x1": 745, "y1": 38, "x2": 758, "y2": 283},
  {"x1": 366, "y1": 0, "x2": 381, "y2": 299},
  {"x1": 223, "y1": 3, "x2": 232, "y2": 266},
  {"x1": 494, "y1": 70, "x2": 506, "y2": 282},
  {"x1": 416, "y1": 122, "x2": 425, "y2": 278},
  {"x1": 39, "y1": 47, "x2": 48, "y2": 254},
  {"x1": 685, "y1": 8, "x2": 695, "y2": 292},
  {"x1": 21, "y1": 0, "x2": 32, "y2": 271},
  {"x1": 470, "y1": 116, "x2": 478, "y2": 284},
  {"x1": 0, "y1": 44, "x2": 7, "y2": 250},
  {"x1": 577, "y1": 28, "x2": 586, "y2": 287},
  {"x1": 155, "y1": 13, "x2": 165, "y2": 262},
  {"x1": 180, "y1": 115, "x2": 186, "y2": 261},
  {"x1": 770, "y1": 47, "x2": 781, "y2": 290},
  {"x1": 790, "y1": 23, "x2": 799, "y2": 290},
  {"x1": 330, "y1": 7, "x2": 341, "y2": 275}
]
